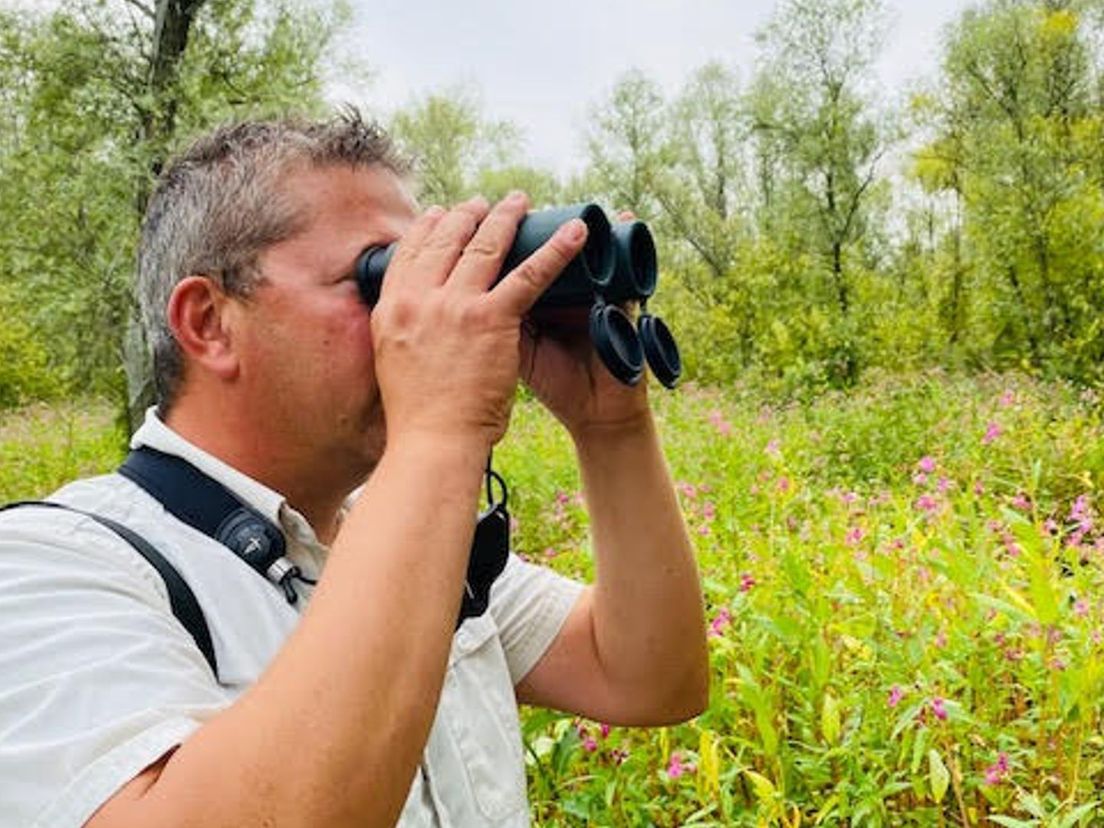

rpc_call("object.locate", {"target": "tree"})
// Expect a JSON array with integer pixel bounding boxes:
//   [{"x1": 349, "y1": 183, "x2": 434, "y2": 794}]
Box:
[
  {"x1": 583, "y1": 69, "x2": 667, "y2": 219},
  {"x1": 916, "y1": 0, "x2": 1104, "y2": 380},
  {"x1": 0, "y1": 0, "x2": 345, "y2": 423},
  {"x1": 389, "y1": 87, "x2": 526, "y2": 206},
  {"x1": 749, "y1": 0, "x2": 893, "y2": 383}
]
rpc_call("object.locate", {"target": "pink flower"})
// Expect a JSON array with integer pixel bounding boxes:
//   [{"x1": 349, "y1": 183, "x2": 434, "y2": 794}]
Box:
[
  {"x1": 918, "y1": 456, "x2": 937, "y2": 473},
  {"x1": 842, "y1": 491, "x2": 859, "y2": 505},
  {"x1": 982, "y1": 421, "x2": 1003, "y2": 445},
  {"x1": 930, "y1": 697, "x2": 948, "y2": 721},
  {"x1": 708, "y1": 608, "x2": 732, "y2": 637},
  {"x1": 1044, "y1": 519, "x2": 1060, "y2": 536},
  {"x1": 702, "y1": 501, "x2": 716, "y2": 521},
  {"x1": 916, "y1": 495, "x2": 939, "y2": 513},
  {"x1": 913, "y1": 472, "x2": 929, "y2": 486},
  {"x1": 888, "y1": 685, "x2": 904, "y2": 708},
  {"x1": 667, "y1": 752, "x2": 687, "y2": 779},
  {"x1": 583, "y1": 736, "x2": 598, "y2": 753},
  {"x1": 707, "y1": 409, "x2": 732, "y2": 437},
  {"x1": 677, "y1": 481, "x2": 698, "y2": 500},
  {"x1": 845, "y1": 526, "x2": 865, "y2": 546},
  {"x1": 974, "y1": 481, "x2": 986, "y2": 496},
  {"x1": 765, "y1": 438, "x2": 781, "y2": 458},
  {"x1": 936, "y1": 477, "x2": 954, "y2": 494},
  {"x1": 599, "y1": 723, "x2": 611, "y2": 739},
  {"x1": 740, "y1": 573, "x2": 756, "y2": 593},
  {"x1": 1071, "y1": 495, "x2": 1093, "y2": 533},
  {"x1": 1011, "y1": 493, "x2": 1031, "y2": 511},
  {"x1": 984, "y1": 752, "x2": 1010, "y2": 785},
  {"x1": 999, "y1": 390, "x2": 1015, "y2": 407},
  {"x1": 777, "y1": 477, "x2": 791, "y2": 494},
  {"x1": 1074, "y1": 599, "x2": 1090, "y2": 618}
]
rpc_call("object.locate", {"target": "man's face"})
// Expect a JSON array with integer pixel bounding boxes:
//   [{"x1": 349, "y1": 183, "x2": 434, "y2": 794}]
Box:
[{"x1": 230, "y1": 163, "x2": 417, "y2": 483}]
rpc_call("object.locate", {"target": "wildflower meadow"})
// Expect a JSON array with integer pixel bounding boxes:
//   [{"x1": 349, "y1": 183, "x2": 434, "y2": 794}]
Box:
[
  {"x1": 498, "y1": 372, "x2": 1104, "y2": 827},
  {"x1": 3, "y1": 371, "x2": 1103, "y2": 826}
]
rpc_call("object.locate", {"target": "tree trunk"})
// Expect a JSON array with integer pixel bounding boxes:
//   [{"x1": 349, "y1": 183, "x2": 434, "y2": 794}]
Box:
[{"x1": 124, "y1": 0, "x2": 207, "y2": 433}]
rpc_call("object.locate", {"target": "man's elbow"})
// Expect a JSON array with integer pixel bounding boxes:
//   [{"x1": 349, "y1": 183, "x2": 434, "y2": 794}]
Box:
[
  {"x1": 634, "y1": 656, "x2": 710, "y2": 726},
  {"x1": 669, "y1": 659, "x2": 711, "y2": 722}
]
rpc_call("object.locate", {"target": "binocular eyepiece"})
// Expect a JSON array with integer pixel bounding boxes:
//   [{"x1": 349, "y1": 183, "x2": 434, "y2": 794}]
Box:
[{"x1": 355, "y1": 203, "x2": 681, "y2": 388}]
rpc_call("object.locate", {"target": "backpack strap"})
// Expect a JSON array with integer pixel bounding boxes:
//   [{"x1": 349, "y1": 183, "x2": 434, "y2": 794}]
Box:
[{"x1": 0, "y1": 500, "x2": 218, "y2": 678}]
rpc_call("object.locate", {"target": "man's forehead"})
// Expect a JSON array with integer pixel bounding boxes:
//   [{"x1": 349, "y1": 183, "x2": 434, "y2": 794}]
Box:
[{"x1": 281, "y1": 163, "x2": 416, "y2": 216}]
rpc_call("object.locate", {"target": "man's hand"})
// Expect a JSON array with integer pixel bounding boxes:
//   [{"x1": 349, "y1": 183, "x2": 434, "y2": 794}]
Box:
[
  {"x1": 373, "y1": 193, "x2": 588, "y2": 452},
  {"x1": 519, "y1": 210, "x2": 650, "y2": 438}
]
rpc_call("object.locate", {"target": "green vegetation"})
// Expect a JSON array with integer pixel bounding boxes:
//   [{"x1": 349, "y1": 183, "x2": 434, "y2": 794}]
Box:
[
  {"x1": 499, "y1": 372, "x2": 1104, "y2": 826},
  {"x1": 0, "y1": 398, "x2": 122, "y2": 502}
]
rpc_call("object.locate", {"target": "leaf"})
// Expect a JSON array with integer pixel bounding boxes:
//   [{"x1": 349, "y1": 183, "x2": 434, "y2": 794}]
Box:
[
  {"x1": 1018, "y1": 792, "x2": 1046, "y2": 819},
  {"x1": 928, "y1": 749, "x2": 950, "y2": 804},
  {"x1": 1057, "y1": 801, "x2": 1100, "y2": 828},
  {"x1": 744, "y1": 769, "x2": 777, "y2": 803},
  {"x1": 698, "y1": 728, "x2": 721, "y2": 800},
  {"x1": 988, "y1": 817, "x2": 1037, "y2": 828},
  {"x1": 821, "y1": 691, "x2": 841, "y2": 745}
]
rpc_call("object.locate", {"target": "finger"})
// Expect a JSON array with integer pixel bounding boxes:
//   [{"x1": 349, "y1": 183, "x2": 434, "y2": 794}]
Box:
[
  {"x1": 400, "y1": 196, "x2": 490, "y2": 290},
  {"x1": 489, "y1": 217, "x2": 587, "y2": 318},
  {"x1": 384, "y1": 204, "x2": 446, "y2": 281},
  {"x1": 616, "y1": 210, "x2": 636, "y2": 222},
  {"x1": 447, "y1": 191, "x2": 530, "y2": 293}
]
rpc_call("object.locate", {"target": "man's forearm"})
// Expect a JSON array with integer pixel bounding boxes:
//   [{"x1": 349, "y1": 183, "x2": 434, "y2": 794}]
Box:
[
  {"x1": 89, "y1": 436, "x2": 487, "y2": 828},
  {"x1": 572, "y1": 414, "x2": 709, "y2": 720}
]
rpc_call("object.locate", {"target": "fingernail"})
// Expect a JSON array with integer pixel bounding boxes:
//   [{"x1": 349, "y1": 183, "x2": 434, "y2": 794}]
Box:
[
  {"x1": 564, "y1": 218, "x2": 586, "y2": 242},
  {"x1": 506, "y1": 190, "x2": 526, "y2": 205},
  {"x1": 425, "y1": 205, "x2": 445, "y2": 218}
]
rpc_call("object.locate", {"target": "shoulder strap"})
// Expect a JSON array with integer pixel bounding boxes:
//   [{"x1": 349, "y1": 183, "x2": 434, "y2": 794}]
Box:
[{"x1": 0, "y1": 500, "x2": 218, "y2": 678}]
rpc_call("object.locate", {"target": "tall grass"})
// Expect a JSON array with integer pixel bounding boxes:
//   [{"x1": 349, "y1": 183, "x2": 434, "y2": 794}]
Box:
[
  {"x1": 498, "y1": 372, "x2": 1104, "y2": 827},
  {"x1": 0, "y1": 399, "x2": 123, "y2": 502}
]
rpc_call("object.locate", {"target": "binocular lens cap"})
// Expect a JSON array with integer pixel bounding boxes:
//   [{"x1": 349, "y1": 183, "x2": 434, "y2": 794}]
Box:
[
  {"x1": 588, "y1": 303, "x2": 644, "y2": 386},
  {"x1": 638, "y1": 314, "x2": 682, "y2": 389}
]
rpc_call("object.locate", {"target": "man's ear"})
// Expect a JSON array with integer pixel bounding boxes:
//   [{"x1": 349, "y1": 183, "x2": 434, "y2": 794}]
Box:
[{"x1": 166, "y1": 275, "x2": 240, "y2": 381}]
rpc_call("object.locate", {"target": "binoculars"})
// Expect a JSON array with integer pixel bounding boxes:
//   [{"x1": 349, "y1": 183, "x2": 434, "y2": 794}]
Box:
[{"x1": 355, "y1": 203, "x2": 682, "y2": 388}]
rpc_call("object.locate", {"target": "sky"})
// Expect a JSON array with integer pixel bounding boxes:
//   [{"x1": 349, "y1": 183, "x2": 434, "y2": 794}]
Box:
[
  {"x1": 7, "y1": 0, "x2": 978, "y2": 175},
  {"x1": 331, "y1": 0, "x2": 979, "y2": 177}
]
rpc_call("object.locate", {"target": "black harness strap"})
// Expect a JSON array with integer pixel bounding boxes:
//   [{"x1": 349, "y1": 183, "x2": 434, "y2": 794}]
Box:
[{"x1": 0, "y1": 500, "x2": 218, "y2": 678}]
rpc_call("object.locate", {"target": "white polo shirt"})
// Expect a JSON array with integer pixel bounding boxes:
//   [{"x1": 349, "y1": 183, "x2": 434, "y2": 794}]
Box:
[{"x1": 0, "y1": 411, "x2": 583, "y2": 827}]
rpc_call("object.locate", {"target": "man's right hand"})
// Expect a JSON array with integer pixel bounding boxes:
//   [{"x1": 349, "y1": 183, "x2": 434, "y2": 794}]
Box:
[{"x1": 371, "y1": 192, "x2": 588, "y2": 453}]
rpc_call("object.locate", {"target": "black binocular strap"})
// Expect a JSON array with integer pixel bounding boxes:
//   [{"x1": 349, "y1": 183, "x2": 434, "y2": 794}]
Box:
[{"x1": 0, "y1": 501, "x2": 218, "y2": 678}]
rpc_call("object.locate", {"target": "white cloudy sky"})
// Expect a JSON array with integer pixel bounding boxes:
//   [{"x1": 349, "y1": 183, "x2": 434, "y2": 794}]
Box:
[
  {"x1": 331, "y1": 0, "x2": 979, "y2": 176},
  {"x1": 8, "y1": 0, "x2": 978, "y2": 174}
]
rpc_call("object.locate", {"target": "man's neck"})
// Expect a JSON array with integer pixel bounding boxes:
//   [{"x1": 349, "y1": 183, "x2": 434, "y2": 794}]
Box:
[{"x1": 163, "y1": 401, "x2": 357, "y2": 546}]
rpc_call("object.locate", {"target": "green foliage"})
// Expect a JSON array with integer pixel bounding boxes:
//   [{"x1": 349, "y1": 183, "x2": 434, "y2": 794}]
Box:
[
  {"x1": 0, "y1": 0, "x2": 342, "y2": 405},
  {"x1": 0, "y1": 287, "x2": 61, "y2": 409},
  {"x1": 494, "y1": 371, "x2": 1104, "y2": 826},
  {"x1": 388, "y1": 87, "x2": 536, "y2": 206},
  {"x1": 0, "y1": 398, "x2": 122, "y2": 502},
  {"x1": 908, "y1": 0, "x2": 1104, "y2": 384}
]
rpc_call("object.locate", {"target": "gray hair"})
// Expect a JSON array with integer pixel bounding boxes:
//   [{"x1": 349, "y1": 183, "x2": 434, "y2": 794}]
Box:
[{"x1": 137, "y1": 110, "x2": 410, "y2": 413}]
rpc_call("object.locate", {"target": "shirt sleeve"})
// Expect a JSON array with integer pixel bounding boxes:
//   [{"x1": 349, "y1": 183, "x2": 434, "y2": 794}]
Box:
[
  {"x1": 0, "y1": 507, "x2": 231, "y2": 828},
  {"x1": 488, "y1": 553, "x2": 585, "y2": 684}
]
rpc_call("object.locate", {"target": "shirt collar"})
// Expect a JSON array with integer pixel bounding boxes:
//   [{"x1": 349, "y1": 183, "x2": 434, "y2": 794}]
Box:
[{"x1": 129, "y1": 407, "x2": 294, "y2": 535}]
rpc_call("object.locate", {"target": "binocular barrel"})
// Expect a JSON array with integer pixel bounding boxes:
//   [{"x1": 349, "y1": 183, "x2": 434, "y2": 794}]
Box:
[{"x1": 355, "y1": 203, "x2": 680, "y2": 388}]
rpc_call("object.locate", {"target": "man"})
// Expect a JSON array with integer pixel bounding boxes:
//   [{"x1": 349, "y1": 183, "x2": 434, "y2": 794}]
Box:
[{"x1": 0, "y1": 113, "x2": 708, "y2": 827}]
